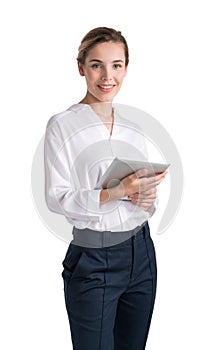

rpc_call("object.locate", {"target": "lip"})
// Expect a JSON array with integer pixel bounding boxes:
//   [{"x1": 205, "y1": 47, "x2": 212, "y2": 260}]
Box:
[{"x1": 97, "y1": 84, "x2": 116, "y2": 93}]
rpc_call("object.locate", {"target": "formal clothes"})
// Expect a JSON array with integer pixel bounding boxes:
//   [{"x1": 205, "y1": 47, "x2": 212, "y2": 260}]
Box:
[{"x1": 44, "y1": 104, "x2": 158, "y2": 349}]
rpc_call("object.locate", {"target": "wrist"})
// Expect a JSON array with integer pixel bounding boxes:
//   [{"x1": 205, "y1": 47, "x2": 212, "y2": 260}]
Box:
[
  {"x1": 100, "y1": 189, "x2": 110, "y2": 204},
  {"x1": 100, "y1": 184, "x2": 125, "y2": 205}
]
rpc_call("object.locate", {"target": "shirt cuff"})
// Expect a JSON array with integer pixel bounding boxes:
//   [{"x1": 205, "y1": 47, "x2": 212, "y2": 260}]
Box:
[{"x1": 87, "y1": 189, "x2": 102, "y2": 214}]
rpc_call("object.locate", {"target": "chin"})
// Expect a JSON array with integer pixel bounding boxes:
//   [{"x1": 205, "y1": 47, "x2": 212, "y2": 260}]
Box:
[
  {"x1": 99, "y1": 93, "x2": 118, "y2": 103},
  {"x1": 89, "y1": 89, "x2": 118, "y2": 104}
]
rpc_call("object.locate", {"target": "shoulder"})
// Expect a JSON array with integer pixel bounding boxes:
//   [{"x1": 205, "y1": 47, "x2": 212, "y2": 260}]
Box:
[{"x1": 45, "y1": 104, "x2": 88, "y2": 130}]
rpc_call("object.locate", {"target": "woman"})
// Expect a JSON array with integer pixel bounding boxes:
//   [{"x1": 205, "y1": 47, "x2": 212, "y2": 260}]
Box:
[{"x1": 44, "y1": 27, "x2": 167, "y2": 350}]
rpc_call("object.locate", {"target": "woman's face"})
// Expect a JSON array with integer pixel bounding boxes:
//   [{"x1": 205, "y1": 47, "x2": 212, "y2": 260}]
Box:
[{"x1": 78, "y1": 41, "x2": 127, "y2": 104}]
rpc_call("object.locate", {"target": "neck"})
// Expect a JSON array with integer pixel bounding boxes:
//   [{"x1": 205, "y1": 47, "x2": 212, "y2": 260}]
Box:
[
  {"x1": 91, "y1": 103, "x2": 113, "y2": 120},
  {"x1": 79, "y1": 96, "x2": 113, "y2": 120}
]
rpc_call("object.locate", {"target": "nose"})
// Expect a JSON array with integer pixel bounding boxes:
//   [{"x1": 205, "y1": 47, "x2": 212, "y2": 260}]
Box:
[{"x1": 101, "y1": 66, "x2": 112, "y2": 81}]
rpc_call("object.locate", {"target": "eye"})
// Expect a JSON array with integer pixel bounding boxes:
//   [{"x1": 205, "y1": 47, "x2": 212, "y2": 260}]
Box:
[
  {"x1": 113, "y1": 64, "x2": 122, "y2": 69},
  {"x1": 91, "y1": 63, "x2": 102, "y2": 69}
]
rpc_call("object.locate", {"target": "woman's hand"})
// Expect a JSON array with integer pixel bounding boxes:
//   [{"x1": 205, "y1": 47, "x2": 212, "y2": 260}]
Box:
[
  {"x1": 100, "y1": 168, "x2": 168, "y2": 208},
  {"x1": 127, "y1": 188, "x2": 157, "y2": 210},
  {"x1": 120, "y1": 169, "x2": 168, "y2": 210}
]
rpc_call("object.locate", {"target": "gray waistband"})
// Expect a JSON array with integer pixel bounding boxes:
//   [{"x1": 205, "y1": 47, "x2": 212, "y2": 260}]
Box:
[{"x1": 71, "y1": 222, "x2": 147, "y2": 248}]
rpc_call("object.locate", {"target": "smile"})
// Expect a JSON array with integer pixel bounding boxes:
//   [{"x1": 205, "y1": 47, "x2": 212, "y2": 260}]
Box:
[{"x1": 97, "y1": 84, "x2": 116, "y2": 92}]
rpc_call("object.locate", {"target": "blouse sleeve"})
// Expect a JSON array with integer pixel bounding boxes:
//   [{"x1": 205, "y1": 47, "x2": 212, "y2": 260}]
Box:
[{"x1": 44, "y1": 119, "x2": 102, "y2": 223}]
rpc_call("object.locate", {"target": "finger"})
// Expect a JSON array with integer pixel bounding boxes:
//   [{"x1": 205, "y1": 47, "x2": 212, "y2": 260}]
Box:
[
  {"x1": 138, "y1": 170, "x2": 167, "y2": 191},
  {"x1": 139, "y1": 187, "x2": 157, "y2": 195},
  {"x1": 155, "y1": 175, "x2": 166, "y2": 186},
  {"x1": 131, "y1": 200, "x2": 154, "y2": 210},
  {"x1": 152, "y1": 171, "x2": 167, "y2": 186},
  {"x1": 135, "y1": 168, "x2": 148, "y2": 178},
  {"x1": 129, "y1": 192, "x2": 157, "y2": 201},
  {"x1": 136, "y1": 194, "x2": 157, "y2": 201},
  {"x1": 129, "y1": 188, "x2": 157, "y2": 199},
  {"x1": 129, "y1": 196, "x2": 156, "y2": 203},
  {"x1": 138, "y1": 176, "x2": 157, "y2": 188},
  {"x1": 155, "y1": 170, "x2": 168, "y2": 181},
  {"x1": 138, "y1": 179, "x2": 157, "y2": 192}
]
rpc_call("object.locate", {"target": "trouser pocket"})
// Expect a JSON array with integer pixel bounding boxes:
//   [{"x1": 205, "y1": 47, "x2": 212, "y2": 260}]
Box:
[{"x1": 62, "y1": 243, "x2": 85, "y2": 280}]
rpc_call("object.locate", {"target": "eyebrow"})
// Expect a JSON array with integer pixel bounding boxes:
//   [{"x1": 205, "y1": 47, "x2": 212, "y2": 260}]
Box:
[{"x1": 89, "y1": 59, "x2": 124, "y2": 63}]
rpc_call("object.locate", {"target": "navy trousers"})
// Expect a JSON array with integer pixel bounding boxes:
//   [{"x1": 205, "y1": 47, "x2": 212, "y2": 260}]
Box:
[{"x1": 62, "y1": 222, "x2": 157, "y2": 350}]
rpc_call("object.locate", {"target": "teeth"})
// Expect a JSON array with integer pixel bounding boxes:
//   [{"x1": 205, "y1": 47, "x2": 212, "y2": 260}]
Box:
[{"x1": 99, "y1": 85, "x2": 113, "y2": 89}]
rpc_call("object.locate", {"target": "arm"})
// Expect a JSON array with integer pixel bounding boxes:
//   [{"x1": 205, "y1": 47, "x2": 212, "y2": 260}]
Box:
[{"x1": 44, "y1": 121, "x2": 102, "y2": 222}]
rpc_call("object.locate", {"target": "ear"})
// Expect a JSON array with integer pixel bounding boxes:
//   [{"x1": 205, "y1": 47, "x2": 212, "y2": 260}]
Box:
[{"x1": 78, "y1": 61, "x2": 85, "y2": 76}]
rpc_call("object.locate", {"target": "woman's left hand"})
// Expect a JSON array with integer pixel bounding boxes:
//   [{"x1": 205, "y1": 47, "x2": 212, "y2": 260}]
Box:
[
  {"x1": 127, "y1": 170, "x2": 167, "y2": 210},
  {"x1": 127, "y1": 187, "x2": 157, "y2": 211}
]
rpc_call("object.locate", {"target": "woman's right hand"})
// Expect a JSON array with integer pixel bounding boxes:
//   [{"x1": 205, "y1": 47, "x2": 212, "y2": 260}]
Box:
[
  {"x1": 100, "y1": 168, "x2": 167, "y2": 205},
  {"x1": 119, "y1": 168, "x2": 167, "y2": 197}
]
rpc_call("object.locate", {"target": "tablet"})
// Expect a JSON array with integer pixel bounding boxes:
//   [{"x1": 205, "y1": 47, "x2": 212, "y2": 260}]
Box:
[{"x1": 94, "y1": 157, "x2": 170, "y2": 189}]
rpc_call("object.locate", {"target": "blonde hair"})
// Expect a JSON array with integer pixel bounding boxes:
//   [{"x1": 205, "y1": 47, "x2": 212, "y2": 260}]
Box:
[{"x1": 77, "y1": 27, "x2": 129, "y2": 66}]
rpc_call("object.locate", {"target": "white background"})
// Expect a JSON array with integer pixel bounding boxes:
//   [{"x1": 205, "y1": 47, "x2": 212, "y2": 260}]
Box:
[{"x1": 1, "y1": 0, "x2": 214, "y2": 349}]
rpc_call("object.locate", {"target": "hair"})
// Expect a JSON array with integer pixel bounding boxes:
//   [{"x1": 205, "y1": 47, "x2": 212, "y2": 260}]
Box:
[{"x1": 77, "y1": 27, "x2": 129, "y2": 66}]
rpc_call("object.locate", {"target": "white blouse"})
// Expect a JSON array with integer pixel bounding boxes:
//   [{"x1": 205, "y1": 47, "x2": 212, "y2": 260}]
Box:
[{"x1": 44, "y1": 103, "x2": 156, "y2": 232}]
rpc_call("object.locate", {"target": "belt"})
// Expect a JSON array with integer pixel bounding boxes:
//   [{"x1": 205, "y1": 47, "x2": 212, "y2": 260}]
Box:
[{"x1": 71, "y1": 221, "x2": 148, "y2": 248}]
